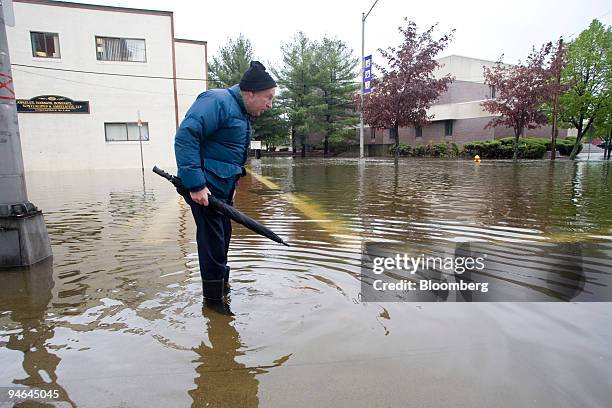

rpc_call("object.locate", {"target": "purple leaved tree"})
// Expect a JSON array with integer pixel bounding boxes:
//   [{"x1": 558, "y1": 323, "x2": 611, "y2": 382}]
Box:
[
  {"x1": 361, "y1": 19, "x2": 454, "y2": 159},
  {"x1": 482, "y1": 43, "x2": 553, "y2": 161}
]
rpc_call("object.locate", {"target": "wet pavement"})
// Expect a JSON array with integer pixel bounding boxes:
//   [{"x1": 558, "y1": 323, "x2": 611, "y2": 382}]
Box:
[{"x1": 1, "y1": 158, "x2": 611, "y2": 407}]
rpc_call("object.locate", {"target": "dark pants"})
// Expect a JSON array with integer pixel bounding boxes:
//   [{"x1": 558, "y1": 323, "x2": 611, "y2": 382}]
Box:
[{"x1": 187, "y1": 197, "x2": 232, "y2": 285}]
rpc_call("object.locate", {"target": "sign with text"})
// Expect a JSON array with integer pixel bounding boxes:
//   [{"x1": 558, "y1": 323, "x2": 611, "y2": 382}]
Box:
[
  {"x1": 16, "y1": 95, "x2": 90, "y2": 113},
  {"x1": 363, "y1": 55, "x2": 372, "y2": 94},
  {"x1": 250, "y1": 140, "x2": 262, "y2": 150},
  {"x1": 361, "y1": 241, "x2": 611, "y2": 302}
]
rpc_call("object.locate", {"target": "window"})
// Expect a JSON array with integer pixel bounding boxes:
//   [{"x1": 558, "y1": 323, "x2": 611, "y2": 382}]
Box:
[
  {"x1": 415, "y1": 125, "x2": 422, "y2": 138},
  {"x1": 489, "y1": 85, "x2": 496, "y2": 99},
  {"x1": 370, "y1": 127, "x2": 376, "y2": 140},
  {"x1": 31, "y1": 32, "x2": 60, "y2": 58},
  {"x1": 444, "y1": 120, "x2": 453, "y2": 137},
  {"x1": 389, "y1": 128, "x2": 399, "y2": 141},
  {"x1": 96, "y1": 36, "x2": 146, "y2": 62},
  {"x1": 105, "y1": 122, "x2": 149, "y2": 142}
]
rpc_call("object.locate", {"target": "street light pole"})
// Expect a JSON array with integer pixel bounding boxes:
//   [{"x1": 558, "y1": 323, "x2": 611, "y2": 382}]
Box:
[
  {"x1": 360, "y1": 0, "x2": 380, "y2": 160},
  {"x1": 0, "y1": 7, "x2": 52, "y2": 267},
  {"x1": 360, "y1": 12, "x2": 365, "y2": 159}
]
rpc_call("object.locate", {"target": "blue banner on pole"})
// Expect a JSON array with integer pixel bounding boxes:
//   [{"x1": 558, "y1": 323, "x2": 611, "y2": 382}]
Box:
[{"x1": 363, "y1": 55, "x2": 372, "y2": 94}]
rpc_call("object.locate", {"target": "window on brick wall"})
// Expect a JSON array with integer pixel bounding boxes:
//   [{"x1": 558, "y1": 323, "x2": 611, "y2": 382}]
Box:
[
  {"x1": 31, "y1": 32, "x2": 60, "y2": 58},
  {"x1": 489, "y1": 85, "x2": 496, "y2": 99},
  {"x1": 370, "y1": 127, "x2": 376, "y2": 140},
  {"x1": 96, "y1": 36, "x2": 146, "y2": 62},
  {"x1": 444, "y1": 120, "x2": 453, "y2": 136},
  {"x1": 389, "y1": 128, "x2": 399, "y2": 141},
  {"x1": 415, "y1": 125, "x2": 422, "y2": 138},
  {"x1": 105, "y1": 122, "x2": 149, "y2": 142}
]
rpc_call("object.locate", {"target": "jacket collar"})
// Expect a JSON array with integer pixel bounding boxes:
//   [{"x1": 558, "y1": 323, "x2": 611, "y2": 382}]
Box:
[{"x1": 228, "y1": 84, "x2": 248, "y2": 116}]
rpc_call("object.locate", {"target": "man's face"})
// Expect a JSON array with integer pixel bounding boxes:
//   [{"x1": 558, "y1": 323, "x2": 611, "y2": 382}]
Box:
[{"x1": 242, "y1": 88, "x2": 275, "y2": 117}]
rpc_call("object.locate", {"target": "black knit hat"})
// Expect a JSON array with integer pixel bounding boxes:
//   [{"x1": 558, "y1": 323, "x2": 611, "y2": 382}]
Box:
[{"x1": 239, "y1": 61, "x2": 277, "y2": 91}]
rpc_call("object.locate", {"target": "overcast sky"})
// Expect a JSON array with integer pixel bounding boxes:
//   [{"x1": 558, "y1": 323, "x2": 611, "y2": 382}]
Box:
[{"x1": 63, "y1": 0, "x2": 612, "y2": 68}]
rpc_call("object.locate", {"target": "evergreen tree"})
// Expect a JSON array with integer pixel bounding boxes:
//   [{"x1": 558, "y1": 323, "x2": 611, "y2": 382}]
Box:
[
  {"x1": 252, "y1": 102, "x2": 290, "y2": 151},
  {"x1": 274, "y1": 32, "x2": 320, "y2": 157},
  {"x1": 208, "y1": 34, "x2": 254, "y2": 89},
  {"x1": 312, "y1": 37, "x2": 359, "y2": 155}
]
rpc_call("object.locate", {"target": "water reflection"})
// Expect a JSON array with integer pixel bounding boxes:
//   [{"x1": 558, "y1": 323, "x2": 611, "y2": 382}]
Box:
[
  {"x1": 0, "y1": 259, "x2": 76, "y2": 407},
  {"x1": 0, "y1": 160, "x2": 609, "y2": 407},
  {"x1": 190, "y1": 300, "x2": 261, "y2": 407}
]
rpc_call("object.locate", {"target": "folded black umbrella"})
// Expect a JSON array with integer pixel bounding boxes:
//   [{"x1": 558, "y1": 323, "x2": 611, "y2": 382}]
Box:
[{"x1": 153, "y1": 166, "x2": 289, "y2": 247}]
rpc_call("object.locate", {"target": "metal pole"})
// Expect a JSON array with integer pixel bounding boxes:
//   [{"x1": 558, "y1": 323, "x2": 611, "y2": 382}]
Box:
[
  {"x1": 0, "y1": 9, "x2": 52, "y2": 267},
  {"x1": 137, "y1": 111, "x2": 144, "y2": 177},
  {"x1": 360, "y1": 12, "x2": 365, "y2": 160},
  {"x1": 359, "y1": 0, "x2": 380, "y2": 160}
]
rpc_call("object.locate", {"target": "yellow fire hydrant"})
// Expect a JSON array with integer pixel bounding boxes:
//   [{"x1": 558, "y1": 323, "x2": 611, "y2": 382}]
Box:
[{"x1": 473, "y1": 155, "x2": 481, "y2": 163}]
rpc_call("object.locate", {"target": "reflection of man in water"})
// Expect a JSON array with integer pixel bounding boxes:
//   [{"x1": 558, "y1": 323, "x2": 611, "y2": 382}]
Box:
[
  {"x1": 175, "y1": 62, "x2": 276, "y2": 301},
  {"x1": 0, "y1": 260, "x2": 76, "y2": 407},
  {"x1": 189, "y1": 303, "x2": 262, "y2": 407},
  {"x1": 190, "y1": 302, "x2": 292, "y2": 407}
]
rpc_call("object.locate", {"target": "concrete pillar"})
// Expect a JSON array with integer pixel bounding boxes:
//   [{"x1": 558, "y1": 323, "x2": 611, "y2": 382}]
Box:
[{"x1": 0, "y1": 15, "x2": 52, "y2": 268}]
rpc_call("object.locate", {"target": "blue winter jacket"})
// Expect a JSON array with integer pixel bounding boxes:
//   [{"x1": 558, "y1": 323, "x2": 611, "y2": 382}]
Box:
[{"x1": 174, "y1": 84, "x2": 251, "y2": 200}]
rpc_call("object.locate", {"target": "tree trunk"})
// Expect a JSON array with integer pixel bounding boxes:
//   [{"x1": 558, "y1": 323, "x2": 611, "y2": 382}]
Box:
[
  {"x1": 569, "y1": 121, "x2": 585, "y2": 161},
  {"x1": 301, "y1": 143, "x2": 306, "y2": 158},
  {"x1": 550, "y1": 93, "x2": 559, "y2": 161},
  {"x1": 569, "y1": 130, "x2": 584, "y2": 160},
  {"x1": 291, "y1": 127, "x2": 296, "y2": 157},
  {"x1": 513, "y1": 128, "x2": 522, "y2": 162},
  {"x1": 392, "y1": 126, "x2": 399, "y2": 160},
  {"x1": 324, "y1": 135, "x2": 329, "y2": 157},
  {"x1": 604, "y1": 127, "x2": 612, "y2": 160},
  {"x1": 324, "y1": 112, "x2": 330, "y2": 157}
]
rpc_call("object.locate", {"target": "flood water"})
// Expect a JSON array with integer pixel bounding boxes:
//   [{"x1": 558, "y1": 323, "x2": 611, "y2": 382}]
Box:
[{"x1": 1, "y1": 158, "x2": 611, "y2": 407}]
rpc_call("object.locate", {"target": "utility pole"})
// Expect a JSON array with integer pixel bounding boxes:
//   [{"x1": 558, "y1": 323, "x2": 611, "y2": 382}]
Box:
[
  {"x1": 360, "y1": 0, "x2": 380, "y2": 160},
  {"x1": 137, "y1": 111, "x2": 146, "y2": 191},
  {"x1": 137, "y1": 111, "x2": 145, "y2": 177},
  {"x1": 550, "y1": 38, "x2": 562, "y2": 161},
  {"x1": 360, "y1": 11, "x2": 365, "y2": 159},
  {"x1": 0, "y1": 2, "x2": 52, "y2": 267}
]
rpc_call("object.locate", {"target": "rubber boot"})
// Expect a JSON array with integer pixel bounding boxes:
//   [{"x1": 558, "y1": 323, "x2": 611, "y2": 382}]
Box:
[
  {"x1": 202, "y1": 279, "x2": 224, "y2": 301},
  {"x1": 203, "y1": 298, "x2": 235, "y2": 316},
  {"x1": 223, "y1": 266, "x2": 231, "y2": 294}
]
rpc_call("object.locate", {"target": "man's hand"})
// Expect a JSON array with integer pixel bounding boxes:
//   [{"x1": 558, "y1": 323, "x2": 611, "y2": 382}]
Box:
[{"x1": 190, "y1": 186, "x2": 211, "y2": 206}]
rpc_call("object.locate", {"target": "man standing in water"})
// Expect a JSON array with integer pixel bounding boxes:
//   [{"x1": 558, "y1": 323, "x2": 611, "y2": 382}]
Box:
[{"x1": 175, "y1": 61, "x2": 276, "y2": 301}]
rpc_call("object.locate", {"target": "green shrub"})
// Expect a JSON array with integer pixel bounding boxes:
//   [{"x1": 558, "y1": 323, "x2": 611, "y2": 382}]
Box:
[
  {"x1": 557, "y1": 137, "x2": 583, "y2": 156},
  {"x1": 461, "y1": 137, "x2": 546, "y2": 159},
  {"x1": 430, "y1": 143, "x2": 448, "y2": 157},
  {"x1": 389, "y1": 144, "x2": 412, "y2": 156},
  {"x1": 518, "y1": 143, "x2": 546, "y2": 159},
  {"x1": 409, "y1": 142, "x2": 459, "y2": 158},
  {"x1": 413, "y1": 145, "x2": 426, "y2": 156},
  {"x1": 523, "y1": 137, "x2": 550, "y2": 150}
]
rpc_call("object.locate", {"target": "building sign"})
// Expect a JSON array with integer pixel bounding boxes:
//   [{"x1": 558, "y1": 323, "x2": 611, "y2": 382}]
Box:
[
  {"x1": 363, "y1": 55, "x2": 372, "y2": 94},
  {"x1": 16, "y1": 95, "x2": 90, "y2": 113},
  {"x1": 250, "y1": 140, "x2": 262, "y2": 150}
]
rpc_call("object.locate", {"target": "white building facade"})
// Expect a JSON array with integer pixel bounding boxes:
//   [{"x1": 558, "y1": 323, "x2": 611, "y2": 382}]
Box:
[{"x1": 7, "y1": 0, "x2": 208, "y2": 171}]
